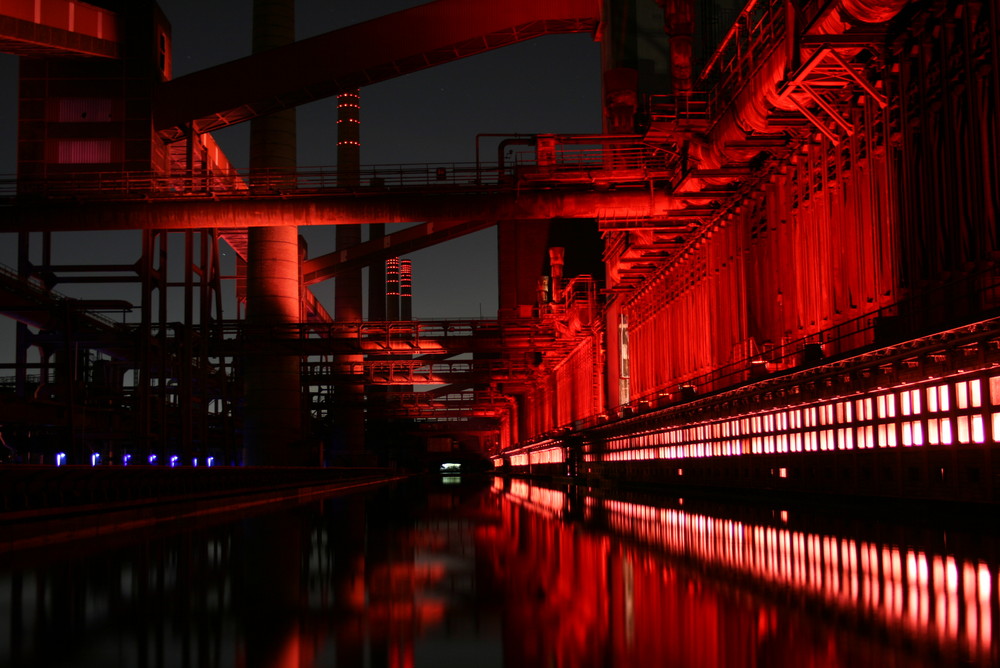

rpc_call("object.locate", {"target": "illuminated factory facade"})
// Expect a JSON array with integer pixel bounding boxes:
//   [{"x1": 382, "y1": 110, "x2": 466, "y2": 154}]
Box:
[{"x1": 0, "y1": 0, "x2": 998, "y2": 500}]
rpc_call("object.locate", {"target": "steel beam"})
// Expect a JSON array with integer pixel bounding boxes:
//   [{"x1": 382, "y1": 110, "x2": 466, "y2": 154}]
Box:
[{"x1": 153, "y1": 0, "x2": 600, "y2": 140}]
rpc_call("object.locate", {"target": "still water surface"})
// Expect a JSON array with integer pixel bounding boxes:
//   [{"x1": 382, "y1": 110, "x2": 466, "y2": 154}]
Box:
[{"x1": 1, "y1": 476, "x2": 996, "y2": 667}]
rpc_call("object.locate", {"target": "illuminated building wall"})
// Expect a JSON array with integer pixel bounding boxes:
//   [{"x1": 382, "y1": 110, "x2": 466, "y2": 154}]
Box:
[
  {"x1": 18, "y1": 3, "x2": 173, "y2": 185},
  {"x1": 500, "y1": 317, "x2": 1000, "y2": 502},
  {"x1": 620, "y1": 65, "x2": 900, "y2": 403}
]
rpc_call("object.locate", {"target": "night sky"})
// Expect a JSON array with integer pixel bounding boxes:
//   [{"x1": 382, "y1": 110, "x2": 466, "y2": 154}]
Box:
[{"x1": 0, "y1": 0, "x2": 602, "y2": 363}]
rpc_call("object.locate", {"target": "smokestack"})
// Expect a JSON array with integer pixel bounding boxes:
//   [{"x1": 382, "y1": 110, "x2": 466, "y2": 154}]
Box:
[
  {"x1": 400, "y1": 259, "x2": 412, "y2": 321},
  {"x1": 386, "y1": 257, "x2": 400, "y2": 320}
]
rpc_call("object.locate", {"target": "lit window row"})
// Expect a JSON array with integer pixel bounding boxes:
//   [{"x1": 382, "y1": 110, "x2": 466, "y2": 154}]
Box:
[
  {"x1": 528, "y1": 447, "x2": 565, "y2": 466},
  {"x1": 600, "y1": 498, "x2": 994, "y2": 658},
  {"x1": 590, "y1": 375, "x2": 994, "y2": 463}
]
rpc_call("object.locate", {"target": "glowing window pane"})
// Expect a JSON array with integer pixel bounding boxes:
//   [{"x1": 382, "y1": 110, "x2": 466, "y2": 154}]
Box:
[
  {"x1": 928, "y1": 419, "x2": 940, "y2": 445},
  {"x1": 970, "y1": 379, "x2": 982, "y2": 408},
  {"x1": 902, "y1": 423, "x2": 912, "y2": 446},
  {"x1": 928, "y1": 387, "x2": 939, "y2": 413},
  {"x1": 902, "y1": 392, "x2": 911, "y2": 416},
  {"x1": 939, "y1": 386, "x2": 950, "y2": 411},
  {"x1": 957, "y1": 383, "x2": 969, "y2": 410},
  {"x1": 993, "y1": 413, "x2": 1000, "y2": 442},
  {"x1": 912, "y1": 422, "x2": 924, "y2": 446},
  {"x1": 972, "y1": 416, "x2": 985, "y2": 444},
  {"x1": 911, "y1": 389, "x2": 922, "y2": 414},
  {"x1": 878, "y1": 395, "x2": 888, "y2": 418},
  {"x1": 957, "y1": 416, "x2": 970, "y2": 444},
  {"x1": 991, "y1": 377, "x2": 1000, "y2": 406},
  {"x1": 941, "y1": 418, "x2": 953, "y2": 445}
]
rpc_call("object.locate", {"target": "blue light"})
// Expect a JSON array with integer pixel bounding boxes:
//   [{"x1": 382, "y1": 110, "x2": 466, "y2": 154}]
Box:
[
  {"x1": 148, "y1": 454, "x2": 157, "y2": 465},
  {"x1": 90, "y1": 453, "x2": 100, "y2": 467},
  {"x1": 192, "y1": 458, "x2": 198, "y2": 467},
  {"x1": 123, "y1": 454, "x2": 132, "y2": 466},
  {"x1": 55, "y1": 452, "x2": 66, "y2": 467},
  {"x1": 207, "y1": 457, "x2": 215, "y2": 467},
  {"x1": 170, "y1": 455, "x2": 179, "y2": 468}
]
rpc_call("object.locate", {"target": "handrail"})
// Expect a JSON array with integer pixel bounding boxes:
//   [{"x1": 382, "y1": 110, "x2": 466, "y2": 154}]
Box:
[
  {"x1": 0, "y1": 262, "x2": 121, "y2": 329},
  {"x1": 2, "y1": 142, "x2": 682, "y2": 202}
]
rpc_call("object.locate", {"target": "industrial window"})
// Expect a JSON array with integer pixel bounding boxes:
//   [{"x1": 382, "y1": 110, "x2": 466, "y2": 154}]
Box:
[
  {"x1": 878, "y1": 423, "x2": 897, "y2": 447},
  {"x1": 940, "y1": 418, "x2": 953, "y2": 444},
  {"x1": 957, "y1": 417, "x2": 970, "y2": 444},
  {"x1": 820, "y1": 404, "x2": 834, "y2": 426},
  {"x1": 902, "y1": 421, "x2": 923, "y2": 446},
  {"x1": 991, "y1": 377, "x2": 1000, "y2": 405},
  {"x1": 972, "y1": 416, "x2": 985, "y2": 443},
  {"x1": 55, "y1": 139, "x2": 117, "y2": 164},
  {"x1": 55, "y1": 98, "x2": 118, "y2": 122},
  {"x1": 877, "y1": 394, "x2": 896, "y2": 419},
  {"x1": 957, "y1": 382, "x2": 969, "y2": 410}
]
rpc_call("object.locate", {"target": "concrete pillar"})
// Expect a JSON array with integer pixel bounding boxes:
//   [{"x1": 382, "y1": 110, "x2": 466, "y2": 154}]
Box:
[{"x1": 243, "y1": 0, "x2": 305, "y2": 466}]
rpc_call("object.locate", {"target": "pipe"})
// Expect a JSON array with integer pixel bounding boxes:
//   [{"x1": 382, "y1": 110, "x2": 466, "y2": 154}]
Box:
[
  {"x1": 688, "y1": 0, "x2": 910, "y2": 172},
  {"x1": 4, "y1": 189, "x2": 697, "y2": 231}
]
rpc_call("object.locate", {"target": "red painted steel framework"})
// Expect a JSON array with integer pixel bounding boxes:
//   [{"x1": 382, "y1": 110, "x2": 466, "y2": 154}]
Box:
[{"x1": 0, "y1": 0, "x2": 996, "y2": 494}]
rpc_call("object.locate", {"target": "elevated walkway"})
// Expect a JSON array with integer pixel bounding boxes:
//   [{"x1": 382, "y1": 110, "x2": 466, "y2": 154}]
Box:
[{"x1": 0, "y1": 0, "x2": 117, "y2": 58}]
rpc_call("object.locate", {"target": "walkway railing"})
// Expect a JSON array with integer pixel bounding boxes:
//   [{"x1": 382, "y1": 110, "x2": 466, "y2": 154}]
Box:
[{"x1": 3, "y1": 142, "x2": 677, "y2": 202}]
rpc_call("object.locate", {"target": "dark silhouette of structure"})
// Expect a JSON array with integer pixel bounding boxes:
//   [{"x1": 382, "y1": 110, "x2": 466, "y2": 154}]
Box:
[{"x1": 0, "y1": 0, "x2": 998, "y2": 502}]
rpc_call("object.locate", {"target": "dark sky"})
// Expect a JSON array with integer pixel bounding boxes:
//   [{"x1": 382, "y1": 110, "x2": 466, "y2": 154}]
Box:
[{"x1": 0, "y1": 0, "x2": 602, "y2": 361}]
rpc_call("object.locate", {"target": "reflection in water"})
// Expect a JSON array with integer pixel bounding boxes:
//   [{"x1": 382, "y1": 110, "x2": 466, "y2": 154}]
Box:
[
  {"x1": 0, "y1": 477, "x2": 997, "y2": 667},
  {"x1": 491, "y1": 478, "x2": 999, "y2": 667}
]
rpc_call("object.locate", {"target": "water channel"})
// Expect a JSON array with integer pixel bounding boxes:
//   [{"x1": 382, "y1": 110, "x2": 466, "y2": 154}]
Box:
[{"x1": 1, "y1": 475, "x2": 996, "y2": 667}]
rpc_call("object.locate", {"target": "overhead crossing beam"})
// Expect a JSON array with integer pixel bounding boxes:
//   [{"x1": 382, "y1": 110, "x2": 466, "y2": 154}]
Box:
[
  {"x1": 0, "y1": 188, "x2": 690, "y2": 232},
  {"x1": 0, "y1": 0, "x2": 117, "y2": 58},
  {"x1": 153, "y1": 0, "x2": 600, "y2": 140}
]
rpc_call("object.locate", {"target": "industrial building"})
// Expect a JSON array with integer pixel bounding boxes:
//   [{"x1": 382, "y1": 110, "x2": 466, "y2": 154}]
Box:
[{"x1": 0, "y1": 0, "x2": 995, "y2": 506}]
